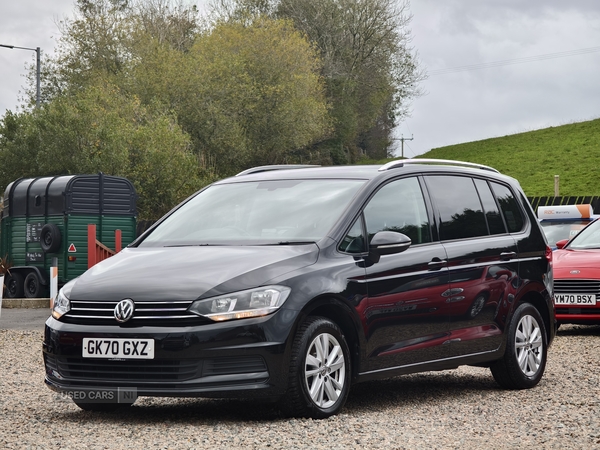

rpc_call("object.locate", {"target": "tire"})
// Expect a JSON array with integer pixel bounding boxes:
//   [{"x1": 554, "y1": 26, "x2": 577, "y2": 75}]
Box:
[
  {"x1": 280, "y1": 316, "x2": 351, "y2": 419},
  {"x1": 490, "y1": 303, "x2": 547, "y2": 389},
  {"x1": 4, "y1": 272, "x2": 24, "y2": 298},
  {"x1": 24, "y1": 272, "x2": 45, "y2": 298},
  {"x1": 73, "y1": 401, "x2": 134, "y2": 412},
  {"x1": 40, "y1": 223, "x2": 61, "y2": 253}
]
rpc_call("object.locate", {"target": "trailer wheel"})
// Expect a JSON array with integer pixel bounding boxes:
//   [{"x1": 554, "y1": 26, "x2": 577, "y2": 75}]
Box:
[
  {"x1": 24, "y1": 272, "x2": 45, "y2": 298},
  {"x1": 5, "y1": 272, "x2": 24, "y2": 298},
  {"x1": 40, "y1": 224, "x2": 61, "y2": 253}
]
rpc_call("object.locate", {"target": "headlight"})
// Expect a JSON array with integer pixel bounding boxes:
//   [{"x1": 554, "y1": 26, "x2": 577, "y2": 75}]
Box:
[
  {"x1": 188, "y1": 286, "x2": 291, "y2": 322},
  {"x1": 52, "y1": 287, "x2": 71, "y2": 319}
]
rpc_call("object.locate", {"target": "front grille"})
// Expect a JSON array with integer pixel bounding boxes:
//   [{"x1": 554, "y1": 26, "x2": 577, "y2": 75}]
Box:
[
  {"x1": 63, "y1": 300, "x2": 209, "y2": 326},
  {"x1": 58, "y1": 357, "x2": 199, "y2": 381},
  {"x1": 554, "y1": 279, "x2": 600, "y2": 316},
  {"x1": 45, "y1": 355, "x2": 268, "y2": 384},
  {"x1": 554, "y1": 279, "x2": 600, "y2": 295}
]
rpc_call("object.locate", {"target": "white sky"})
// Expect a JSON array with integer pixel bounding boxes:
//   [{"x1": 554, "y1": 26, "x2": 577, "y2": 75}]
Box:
[
  {"x1": 1, "y1": 0, "x2": 600, "y2": 157},
  {"x1": 397, "y1": 0, "x2": 600, "y2": 156}
]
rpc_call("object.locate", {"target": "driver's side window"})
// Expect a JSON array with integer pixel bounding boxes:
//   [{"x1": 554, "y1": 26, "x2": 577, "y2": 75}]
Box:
[{"x1": 363, "y1": 177, "x2": 432, "y2": 245}]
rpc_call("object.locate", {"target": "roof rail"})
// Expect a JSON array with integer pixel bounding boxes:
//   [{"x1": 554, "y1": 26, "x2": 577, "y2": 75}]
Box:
[
  {"x1": 235, "y1": 165, "x2": 320, "y2": 176},
  {"x1": 378, "y1": 158, "x2": 500, "y2": 173}
]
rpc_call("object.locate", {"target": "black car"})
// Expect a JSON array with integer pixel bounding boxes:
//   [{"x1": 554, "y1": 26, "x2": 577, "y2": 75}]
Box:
[{"x1": 43, "y1": 159, "x2": 555, "y2": 418}]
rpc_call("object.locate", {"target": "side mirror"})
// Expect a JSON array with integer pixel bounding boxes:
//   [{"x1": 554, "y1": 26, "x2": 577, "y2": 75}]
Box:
[
  {"x1": 555, "y1": 239, "x2": 568, "y2": 249},
  {"x1": 369, "y1": 231, "x2": 411, "y2": 256}
]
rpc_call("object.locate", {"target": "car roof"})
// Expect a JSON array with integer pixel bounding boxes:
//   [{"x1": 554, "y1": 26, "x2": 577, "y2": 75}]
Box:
[{"x1": 215, "y1": 159, "x2": 511, "y2": 184}]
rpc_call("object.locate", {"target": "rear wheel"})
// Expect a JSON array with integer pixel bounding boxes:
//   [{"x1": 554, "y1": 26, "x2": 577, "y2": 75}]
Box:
[
  {"x1": 491, "y1": 303, "x2": 547, "y2": 389},
  {"x1": 5, "y1": 272, "x2": 24, "y2": 298},
  {"x1": 281, "y1": 317, "x2": 351, "y2": 419},
  {"x1": 24, "y1": 272, "x2": 45, "y2": 298}
]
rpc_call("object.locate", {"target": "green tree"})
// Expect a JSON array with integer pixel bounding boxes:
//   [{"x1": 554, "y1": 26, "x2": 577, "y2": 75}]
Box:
[
  {"x1": 4, "y1": 0, "x2": 332, "y2": 222},
  {"x1": 36, "y1": 0, "x2": 200, "y2": 104},
  {"x1": 173, "y1": 18, "x2": 330, "y2": 174},
  {"x1": 210, "y1": 0, "x2": 424, "y2": 162},
  {"x1": 27, "y1": 0, "x2": 329, "y2": 177},
  {"x1": 0, "y1": 83, "x2": 200, "y2": 220},
  {"x1": 277, "y1": 0, "x2": 423, "y2": 161}
]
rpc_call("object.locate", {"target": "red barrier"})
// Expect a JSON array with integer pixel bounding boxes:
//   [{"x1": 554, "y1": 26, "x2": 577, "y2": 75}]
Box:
[{"x1": 87, "y1": 224, "x2": 123, "y2": 269}]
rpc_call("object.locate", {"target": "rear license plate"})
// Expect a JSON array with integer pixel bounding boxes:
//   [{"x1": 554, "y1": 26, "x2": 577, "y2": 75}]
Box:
[
  {"x1": 555, "y1": 294, "x2": 596, "y2": 305},
  {"x1": 82, "y1": 338, "x2": 154, "y2": 359}
]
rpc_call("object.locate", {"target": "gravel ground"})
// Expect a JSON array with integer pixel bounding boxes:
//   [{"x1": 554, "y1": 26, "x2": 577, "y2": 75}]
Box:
[{"x1": 1, "y1": 325, "x2": 599, "y2": 449}]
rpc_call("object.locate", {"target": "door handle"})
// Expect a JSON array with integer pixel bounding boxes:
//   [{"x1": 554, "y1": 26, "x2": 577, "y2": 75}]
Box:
[
  {"x1": 428, "y1": 259, "x2": 447, "y2": 270},
  {"x1": 500, "y1": 252, "x2": 517, "y2": 261}
]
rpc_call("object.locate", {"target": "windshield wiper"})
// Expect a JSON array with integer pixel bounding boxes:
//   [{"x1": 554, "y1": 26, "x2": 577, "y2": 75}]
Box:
[{"x1": 273, "y1": 241, "x2": 316, "y2": 245}]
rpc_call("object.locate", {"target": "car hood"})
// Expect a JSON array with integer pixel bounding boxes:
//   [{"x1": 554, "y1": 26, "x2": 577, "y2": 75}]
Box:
[
  {"x1": 69, "y1": 245, "x2": 319, "y2": 301},
  {"x1": 554, "y1": 249, "x2": 600, "y2": 277}
]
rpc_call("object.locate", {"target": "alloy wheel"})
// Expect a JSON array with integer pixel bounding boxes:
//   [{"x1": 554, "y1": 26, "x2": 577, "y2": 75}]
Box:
[
  {"x1": 515, "y1": 314, "x2": 543, "y2": 377},
  {"x1": 304, "y1": 332, "x2": 346, "y2": 408}
]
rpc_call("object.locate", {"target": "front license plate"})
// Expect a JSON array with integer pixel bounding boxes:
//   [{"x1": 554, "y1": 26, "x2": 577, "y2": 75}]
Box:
[
  {"x1": 555, "y1": 293, "x2": 596, "y2": 305},
  {"x1": 82, "y1": 338, "x2": 154, "y2": 359}
]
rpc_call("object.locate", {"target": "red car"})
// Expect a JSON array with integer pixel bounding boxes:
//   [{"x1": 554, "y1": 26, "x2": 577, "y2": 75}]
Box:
[{"x1": 554, "y1": 218, "x2": 600, "y2": 324}]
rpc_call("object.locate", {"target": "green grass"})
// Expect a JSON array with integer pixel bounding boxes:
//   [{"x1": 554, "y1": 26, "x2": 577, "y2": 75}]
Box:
[{"x1": 388, "y1": 118, "x2": 600, "y2": 197}]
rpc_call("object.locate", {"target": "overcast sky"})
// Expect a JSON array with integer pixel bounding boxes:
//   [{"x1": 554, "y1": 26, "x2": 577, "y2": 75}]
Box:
[{"x1": 1, "y1": 0, "x2": 599, "y2": 157}]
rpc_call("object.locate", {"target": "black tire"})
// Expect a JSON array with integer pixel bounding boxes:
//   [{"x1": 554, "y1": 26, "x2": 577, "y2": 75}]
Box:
[
  {"x1": 280, "y1": 316, "x2": 351, "y2": 419},
  {"x1": 4, "y1": 272, "x2": 24, "y2": 298},
  {"x1": 40, "y1": 223, "x2": 61, "y2": 253},
  {"x1": 490, "y1": 303, "x2": 547, "y2": 389},
  {"x1": 73, "y1": 401, "x2": 134, "y2": 412},
  {"x1": 24, "y1": 272, "x2": 45, "y2": 298}
]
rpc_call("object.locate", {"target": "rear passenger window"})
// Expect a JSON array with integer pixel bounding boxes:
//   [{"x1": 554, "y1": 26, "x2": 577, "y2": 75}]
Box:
[
  {"x1": 425, "y1": 175, "x2": 487, "y2": 240},
  {"x1": 363, "y1": 177, "x2": 431, "y2": 245},
  {"x1": 474, "y1": 178, "x2": 506, "y2": 235},
  {"x1": 490, "y1": 182, "x2": 525, "y2": 232}
]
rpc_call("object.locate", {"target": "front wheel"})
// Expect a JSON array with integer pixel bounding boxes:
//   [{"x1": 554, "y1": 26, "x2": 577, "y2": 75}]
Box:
[
  {"x1": 491, "y1": 303, "x2": 547, "y2": 389},
  {"x1": 281, "y1": 317, "x2": 351, "y2": 419}
]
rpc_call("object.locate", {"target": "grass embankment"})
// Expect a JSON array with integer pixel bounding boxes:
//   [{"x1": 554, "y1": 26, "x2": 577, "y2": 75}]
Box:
[{"x1": 377, "y1": 118, "x2": 600, "y2": 196}]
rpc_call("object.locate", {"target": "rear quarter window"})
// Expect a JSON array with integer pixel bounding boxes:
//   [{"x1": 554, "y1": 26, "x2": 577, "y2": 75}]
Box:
[{"x1": 490, "y1": 182, "x2": 525, "y2": 233}]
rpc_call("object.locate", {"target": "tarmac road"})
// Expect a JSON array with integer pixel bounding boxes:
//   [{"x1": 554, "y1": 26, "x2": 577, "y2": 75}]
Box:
[{"x1": 0, "y1": 308, "x2": 51, "y2": 330}]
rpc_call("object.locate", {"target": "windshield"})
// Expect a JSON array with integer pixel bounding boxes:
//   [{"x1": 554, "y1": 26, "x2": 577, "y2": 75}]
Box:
[
  {"x1": 139, "y1": 179, "x2": 366, "y2": 246},
  {"x1": 564, "y1": 219, "x2": 600, "y2": 249},
  {"x1": 540, "y1": 220, "x2": 591, "y2": 247}
]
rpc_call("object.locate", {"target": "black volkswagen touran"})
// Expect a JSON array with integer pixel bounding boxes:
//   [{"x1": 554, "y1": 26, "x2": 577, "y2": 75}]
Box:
[{"x1": 43, "y1": 159, "x2": 555, "y2": 418}]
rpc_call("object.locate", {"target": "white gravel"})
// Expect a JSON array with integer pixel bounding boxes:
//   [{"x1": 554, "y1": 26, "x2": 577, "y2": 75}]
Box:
[{"x1": 1, "y1": 325, "x2": 600, "y2": 449}]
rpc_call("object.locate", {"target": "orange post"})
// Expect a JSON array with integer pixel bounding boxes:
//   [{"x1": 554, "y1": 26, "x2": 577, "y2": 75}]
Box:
[
  {"x1": 115, "y1": 229, "x2": 122, "y2": 253},
  {"x1": 87, "y1": 224, "x2": 96, "y2": 269}
]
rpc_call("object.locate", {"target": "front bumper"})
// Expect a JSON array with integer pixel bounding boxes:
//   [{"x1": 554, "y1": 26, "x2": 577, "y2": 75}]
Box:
[
  {"x1": 555, "y1": 307, "x2": 600, "y2": 325},
  {"x1": 43, "y1": 310, "x2": 297, "y2": 399}
]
